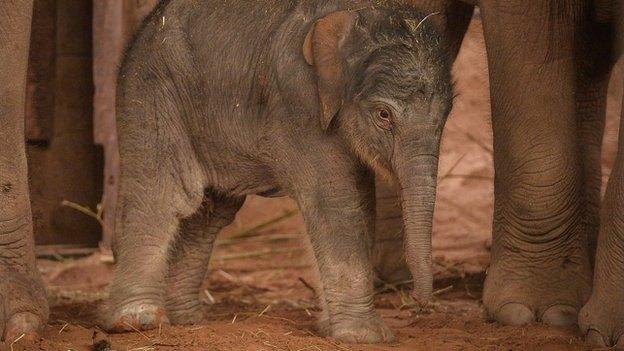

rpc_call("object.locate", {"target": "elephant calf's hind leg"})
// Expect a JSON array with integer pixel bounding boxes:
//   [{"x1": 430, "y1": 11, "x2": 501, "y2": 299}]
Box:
[{"x1": 165, "y1": 193, "x2": 243, "y2": 324}]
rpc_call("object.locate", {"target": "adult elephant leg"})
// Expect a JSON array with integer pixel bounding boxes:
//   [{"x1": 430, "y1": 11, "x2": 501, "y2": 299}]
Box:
[
  {"x1": 0, "y1": 0, "x2": 48, "y2": 343},
  {"x1": 579, "y1": 75, "x2": 624, "y2": 351},
  {"x1": 165, "y1": 193, "x2": 243, "y2": 324},
  {"x1": 579, "y1": 99, "x2": 624, "y2": 348},
  {"x1": 479, "y1": 0, "x2": 591, "y2": 327},
  {"x1": 577, "y1": 5, "x2": 624, "y2": 349},
  {"x1": 575, "y1": 17, "x2": 614, "y2": 266},
  {"x1": 373, "y1": 0, "x2": 474, "y2": 284}
]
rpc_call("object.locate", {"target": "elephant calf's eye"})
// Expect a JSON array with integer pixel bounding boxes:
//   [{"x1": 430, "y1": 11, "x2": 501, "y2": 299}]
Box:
[{"x1": 375, "y1": 107, "x2": 394, "y2": 131}]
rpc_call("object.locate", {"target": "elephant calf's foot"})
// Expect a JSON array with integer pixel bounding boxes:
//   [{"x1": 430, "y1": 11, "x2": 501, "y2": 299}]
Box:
[
  {"x1": 104, "y1": 302, "x2": 169, "y2": 333},
  {"x1": 166, "y1": 301, "x2": 208, "y2": 325},
  {"x1": 328, "y1": 314, "x2": 395, "y2": 344},
  {"x1": 483, "y1": 250, "x2": 591, "y2": 327},
  {"x1": 579, "y1": 294, "x2": 624, "y2": 349},
  {"x1": 0, "y1": 272, "x2": 48, "y2": 343}
]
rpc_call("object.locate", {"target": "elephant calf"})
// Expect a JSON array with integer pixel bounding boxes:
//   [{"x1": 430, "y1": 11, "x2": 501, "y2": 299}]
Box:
[{"x1": 104, "y1": 0, "x2": 452, "y2": 343}]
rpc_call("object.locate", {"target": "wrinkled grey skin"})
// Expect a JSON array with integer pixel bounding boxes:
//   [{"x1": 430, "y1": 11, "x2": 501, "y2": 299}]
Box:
[
  {"x1": 0, "y1": 0, "x2": 49, "y2": 343},
  {"x1": 379, "y1": 0, "x2": 624, "y2": 348},
  {"x1": 104, "y1": 0, "x2": 452, "y2": 343}
]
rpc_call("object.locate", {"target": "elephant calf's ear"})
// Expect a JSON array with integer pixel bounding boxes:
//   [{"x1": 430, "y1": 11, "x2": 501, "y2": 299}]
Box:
[{"x1": 303, "y1": 11, "x2": 357, "y2": 131}]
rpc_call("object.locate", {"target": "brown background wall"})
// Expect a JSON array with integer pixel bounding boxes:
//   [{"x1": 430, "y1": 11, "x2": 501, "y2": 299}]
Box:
[
  {"x1": 27, "y1": 0, "x2": 103, "y2": 247},
  {"x1": 26, "y1": 0, "x2": 162, "y2": 249}
]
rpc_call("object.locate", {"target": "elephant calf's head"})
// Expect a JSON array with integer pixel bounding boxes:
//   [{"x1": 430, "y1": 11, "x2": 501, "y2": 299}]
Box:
[{"x1": 304, "y1": 5, "x2": 453, "y2": 303}]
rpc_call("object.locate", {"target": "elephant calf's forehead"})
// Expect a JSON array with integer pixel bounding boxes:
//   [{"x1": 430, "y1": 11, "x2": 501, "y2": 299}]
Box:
[
  {"x1": 356, "y1": 43, "x2": 452, "y2": 103},
  {"x1": 352, "y1": 9, "x2": 452, "y2": 101}
]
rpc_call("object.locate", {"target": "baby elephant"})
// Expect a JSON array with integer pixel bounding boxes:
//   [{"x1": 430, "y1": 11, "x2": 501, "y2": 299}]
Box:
[{"x1": 105, "y1": 0, "x2": 452, "y2": 344}]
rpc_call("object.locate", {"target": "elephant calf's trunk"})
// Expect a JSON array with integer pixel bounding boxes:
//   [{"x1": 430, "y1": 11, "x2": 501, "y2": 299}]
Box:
[{"x1": 398, "y1": 157, "x2": 439, "y2": 305}]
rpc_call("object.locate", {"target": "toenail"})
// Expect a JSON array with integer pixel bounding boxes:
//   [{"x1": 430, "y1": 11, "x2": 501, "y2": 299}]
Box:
[
  {"x1": 541, "y1": 304, "x2": 578, "y2": 327},
  {"x1": 615, "y1": 334, "x2": 624, "y2": 351},
  {"x1": 494, "y1": 303, "x2": 534, "y2": 326},
  {"x1": 585, "y1": 329, "x2": 608, "y2": 348}
]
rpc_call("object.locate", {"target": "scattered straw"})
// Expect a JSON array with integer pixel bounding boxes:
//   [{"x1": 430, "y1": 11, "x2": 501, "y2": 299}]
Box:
[
  {"x1": 433, "y1": 285, "x2": 454, "y2": 296},
  {"x1": 298, "y1": 277, "x2": 315, "y2": 292},
  {"x1": 58, "y1": 323, "x2": 69, "y2": 334},
  {"x1": 262, "y1": 340, "x2": 278, "y2": 349},
  {"x1": 218, "y1": 233, "x2": 301, "y2": 246},
  {"x1": 226, "y1": 210, "x2": 297, "y2": 240},
  {"x1": 259, "y1": 315, "x2": 298, "y2": 325},
  {"x1": 215, "y1": 247, "x2": 304, "y2": 261},
  {"x1": 10, "y1": 333, "x2": 25, "y2": 351},
  {"x1": 203, "y1": 289, "x2": 216, "y2": 304},
  {"x1": 296, "y1": 346, "x2": 323, "y2": 351},
  {"x1": 455, "y1": 126, "x2": 493, "y2": 155},
  {"x1": 439, "y1": 154, "x2": 466, "y2": 182},
  {"x1": 123, "y1": 322, "x2": 151, "y2": 341},
  {"x1": 128, "y1": 346, "x2": 154, "y2": 351},
  {"x1": 217, "y1": 270, "x2": 237, "y2": 282},
  {"x1": 258, "y1": 304, "x2": 271, "y2": 317},
  {"x1": 61, "y1": 200, "x2": 104, "y2": 226}
]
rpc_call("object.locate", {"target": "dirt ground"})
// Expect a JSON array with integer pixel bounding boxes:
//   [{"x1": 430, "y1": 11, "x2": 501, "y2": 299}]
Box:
[{"x1": 13, "y1": 17, "x2": 623, "y2": 351}]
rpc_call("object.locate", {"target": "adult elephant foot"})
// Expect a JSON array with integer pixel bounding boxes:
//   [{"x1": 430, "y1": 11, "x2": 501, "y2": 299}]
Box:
[
  {"x1": 578, "y1": 223, "x2": 624, "y2": 348},
  {"x1": 579, "y1": 294, "x2": 624, "y2": 349},
  {"x1": 0, "y1": 0, "x2": 48, "y2": 344},
  {"x1": 475, "y1": 0, "x2": 600, "y2": 330},
  {"x1": 2, "y1": 312, "x2": 43, "y2": 344},
  {"x1": 0, "y1": 213, "x2": 49, "y2": 344},
  {"x1": 0, "y1": 268, "x2": 48, "y2": 343},
  {"x1": 483, "y1": 242, "x2": 592, "y2": 327}
]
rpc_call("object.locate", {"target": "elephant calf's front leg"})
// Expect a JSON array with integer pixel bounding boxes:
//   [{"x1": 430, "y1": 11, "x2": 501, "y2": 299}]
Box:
[{"x1": 295, "y1": 172, "x2": 393, "y2": 344}]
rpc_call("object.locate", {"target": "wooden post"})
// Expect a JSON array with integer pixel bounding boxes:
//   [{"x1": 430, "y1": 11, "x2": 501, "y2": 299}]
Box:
[
  {"x1": 27, "y1": 0, "x2": 103, "y2": 247},
  {"x1": 26, "y1": 0, "x2": 55, "y2": 143}
]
